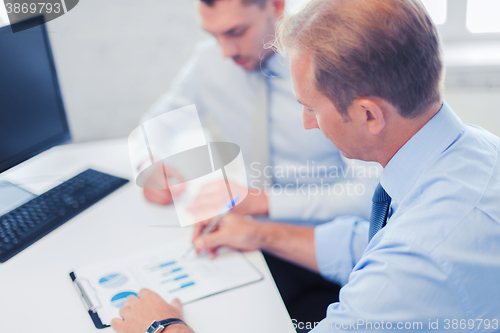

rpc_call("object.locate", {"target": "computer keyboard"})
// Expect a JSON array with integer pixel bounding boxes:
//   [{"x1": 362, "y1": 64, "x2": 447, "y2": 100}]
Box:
[{"x1": 0, "y1": 169, "x2": 129, "y2": 263}]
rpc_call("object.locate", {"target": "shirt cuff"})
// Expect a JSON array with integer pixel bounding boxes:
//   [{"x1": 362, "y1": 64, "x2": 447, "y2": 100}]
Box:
[
  {"x1": 267, "y1": 189, "x2": 312, "y2": 222},
  {"x1": 314, "y1": 216, "x2": 369, "y2": 285}
]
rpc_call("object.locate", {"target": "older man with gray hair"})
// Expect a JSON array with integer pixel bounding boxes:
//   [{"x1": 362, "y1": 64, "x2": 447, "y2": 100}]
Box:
[{"x1": 112, "y1": 0, "x2": 500, "y2": 332}]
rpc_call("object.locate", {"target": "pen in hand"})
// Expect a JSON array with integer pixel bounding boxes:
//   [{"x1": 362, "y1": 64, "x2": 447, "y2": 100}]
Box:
[{"x1": 182, "y1": 195, "x2": 240, "y2": 259}]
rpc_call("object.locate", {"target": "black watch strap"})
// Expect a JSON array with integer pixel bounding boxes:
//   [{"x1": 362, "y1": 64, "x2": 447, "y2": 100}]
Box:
[{"x1": 159, "y1": 318, "x2": 186, "y2": 328}]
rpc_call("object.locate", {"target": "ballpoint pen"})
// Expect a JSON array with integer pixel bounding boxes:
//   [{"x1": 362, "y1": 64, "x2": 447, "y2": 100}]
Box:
[{"x1": 182, "y1": 194, "x2": 240, "y2": 259}]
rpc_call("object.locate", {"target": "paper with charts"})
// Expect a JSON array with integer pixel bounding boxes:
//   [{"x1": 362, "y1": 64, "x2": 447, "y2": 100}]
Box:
[{"x1": 72, "y1": 246, "x2": 263, "y2": 325}]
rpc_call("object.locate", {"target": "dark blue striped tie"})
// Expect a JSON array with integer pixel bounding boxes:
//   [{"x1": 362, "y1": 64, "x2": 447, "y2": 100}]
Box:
[{"x1": 368, "y1": 183, "x2": 392, "y2": 242}]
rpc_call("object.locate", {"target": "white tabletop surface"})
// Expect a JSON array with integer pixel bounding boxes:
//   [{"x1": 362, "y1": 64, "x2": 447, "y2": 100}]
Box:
[{"x1": 0, "y1": 139, "x2": 295, "y2": 333}]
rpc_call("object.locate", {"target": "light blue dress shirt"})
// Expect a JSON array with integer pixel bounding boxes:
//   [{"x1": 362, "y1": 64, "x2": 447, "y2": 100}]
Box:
[
  {"x1": 141, "y1": 39, "x2": 379, "y2": 223},
  {"x1": 312, "y1": 102, "x2": 500, "y2": 332}
]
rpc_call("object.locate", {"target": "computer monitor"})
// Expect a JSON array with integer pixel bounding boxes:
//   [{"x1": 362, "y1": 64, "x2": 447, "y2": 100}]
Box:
[{"x1": 0, "y1": 15, "x2": 71, "y2": 175}]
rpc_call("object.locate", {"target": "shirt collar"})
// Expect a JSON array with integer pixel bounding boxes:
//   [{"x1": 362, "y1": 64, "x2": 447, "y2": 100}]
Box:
[{"x1": 381, "y1": 101, "x2": 464, "y2": 205}]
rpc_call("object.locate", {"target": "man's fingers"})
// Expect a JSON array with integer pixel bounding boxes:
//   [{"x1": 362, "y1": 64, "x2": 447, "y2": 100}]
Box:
[
  {"x1": 110, "y1": 318, "x2": 123, "y2": 331},
  {"x1": 188, "y1": 197, "x2": 218, "y2": 212},
  {"x1": 163, "y1": 165, "x2": 185, "y2": 184},
  {"x1": 119, "y1": 305, "x2": 131, "y2": 319},
  {"x1": 138, "y1": 288, "x2": 153, "y2": 299},
  {"x1": 192, "y1": 222, "x2": 208, "y2": 241},
  {"x1": 171, "y1": 298, "x2": 182, "y2": 309},
  {"x1": 193, "y1": 218, "x2": 211, "y2": 231},
  {"x1": 169, "y1": 183, "x2": 186, "y2": 198},
  {"x1": 194, "y1": 233, "x2": 225, "y2": 253},
  {"x1": 188, "y1": 201, "x2": 224, "y2": 218},
  {"x1": 125, "y1": 295, "x2": 138, "y2": 307},
  {"x1": 193, "y1": 215, "x2": 232, "y2": 248},
  {"x1": 144, "y1": 188, "x2": 173, "y2": 205},
  {"x1": 194, "y1": 237, "x2": 205, "y2": 254},
  {"x1": 197, "y1": 181, "x2": 225, "y2": 196},
  {"x1": 208, "y1": 249, "x2": 218, "y2": 259},
  {"x1": 171, "y1": 298, "x2": 183, "y2": 313},
  {"x1": 170, "y1": 298, "x2": 184, "y2": 320},
  {"x1": 186, "y1": 196, "x2": 212, "y2": 214}
]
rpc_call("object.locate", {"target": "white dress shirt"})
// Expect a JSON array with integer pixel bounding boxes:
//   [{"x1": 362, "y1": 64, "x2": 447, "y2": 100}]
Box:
[{"x1": 140, "y1": 39, "x2": 379, "y2": 223}]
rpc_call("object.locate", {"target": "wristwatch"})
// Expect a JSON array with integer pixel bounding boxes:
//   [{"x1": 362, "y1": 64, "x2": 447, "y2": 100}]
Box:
[{"x1": 145, "y1": 318, "x2": 186, "y2": 333}]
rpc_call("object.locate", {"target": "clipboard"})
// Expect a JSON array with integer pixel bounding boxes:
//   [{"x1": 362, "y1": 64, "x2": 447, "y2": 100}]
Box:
[
  {"x1": 69, "y1": 271, "x2": 109, "y2": 329},
  {"x1": 69, "y1": 247, "x2": 264, "y2": 329}
]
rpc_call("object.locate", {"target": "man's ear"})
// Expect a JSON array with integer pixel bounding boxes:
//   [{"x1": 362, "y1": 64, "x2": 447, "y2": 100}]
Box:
[
  {"x1": 271, "y1": 0, "x2": 285, "y2": 19},
  {"x1": 351, "y1": 98, "x2": 386, "y2": 135}
]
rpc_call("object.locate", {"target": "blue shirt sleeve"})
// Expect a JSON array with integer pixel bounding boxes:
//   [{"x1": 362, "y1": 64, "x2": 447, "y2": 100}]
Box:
[{"x1": 314, "y1": 216, "x2": 369, "y2": 286}]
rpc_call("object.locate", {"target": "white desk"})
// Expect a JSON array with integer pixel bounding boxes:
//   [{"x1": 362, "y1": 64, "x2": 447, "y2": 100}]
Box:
[{"x1": 0, "y1": 139, "x2": 295, "y2": 333}]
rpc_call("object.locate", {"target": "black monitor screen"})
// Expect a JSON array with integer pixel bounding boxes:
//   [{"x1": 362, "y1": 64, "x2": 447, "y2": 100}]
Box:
[{"x1": 0, "y1": 16, "x2": 70, "y2": 174}]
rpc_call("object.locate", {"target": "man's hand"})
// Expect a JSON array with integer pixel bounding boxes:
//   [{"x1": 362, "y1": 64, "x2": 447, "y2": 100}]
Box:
[
  {"x1": 143, "y1": 164, "x2": 186, "y2": 205},
  {"x1": 187, "y1": 180, "x2": 268, "y2": 217},
  {"x1": 111, "y1": 289, "x2": 193, "y2": 333},
  {"x1": 192, "y1": 214, "x2": 265, "y2": 258},
  {"x1": 192, "y1": 214, "x2": 319, "y2": 272}
]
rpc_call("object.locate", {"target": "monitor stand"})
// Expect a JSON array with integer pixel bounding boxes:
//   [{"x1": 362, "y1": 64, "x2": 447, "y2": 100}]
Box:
[{"x1": 0, "y1": 181, "x2": 36, "y2": 216}]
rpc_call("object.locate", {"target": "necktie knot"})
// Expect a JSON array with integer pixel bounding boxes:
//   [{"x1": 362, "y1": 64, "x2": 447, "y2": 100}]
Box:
[{"x1": 372, "y1": 183, "x2": 391, "y2": 204}]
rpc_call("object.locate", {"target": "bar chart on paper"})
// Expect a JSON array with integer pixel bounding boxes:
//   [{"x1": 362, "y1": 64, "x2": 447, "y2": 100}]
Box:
[
  {"x1": 70, "y1": 244, "x2": 263, "y2": 326},
  {"x1": 147, "y1": 260, "x2": 196, "y2": 294}
]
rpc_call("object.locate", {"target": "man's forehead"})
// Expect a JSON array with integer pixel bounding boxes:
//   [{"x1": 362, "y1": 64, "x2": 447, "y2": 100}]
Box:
[
  {"x1": 198, "y1": 0, "x2": 259, "y2": 33},
  {"x1": 290, "y1": 51, "x2": 315, "y2": 101}
]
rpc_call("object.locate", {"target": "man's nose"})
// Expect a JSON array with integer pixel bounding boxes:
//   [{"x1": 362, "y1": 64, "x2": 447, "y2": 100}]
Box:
[
  {"x1": 218, "y1": 37, "x2": 238, "y2": 58},
  {"x1": 302, "y1": 109, "x2": 319, "y2": 130}
]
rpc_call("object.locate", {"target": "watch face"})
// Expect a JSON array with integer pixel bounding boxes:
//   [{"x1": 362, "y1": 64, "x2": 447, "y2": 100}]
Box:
[{"x1": 146, "y1": 321, "x2": 163, "y2": 333}]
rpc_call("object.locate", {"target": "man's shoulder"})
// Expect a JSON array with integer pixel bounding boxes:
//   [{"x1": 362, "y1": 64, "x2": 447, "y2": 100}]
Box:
[
  {"x1": 426, "y1": 122, "x2": 499, "y2": 200},
  {"x1": 385, "y1": 124, "x2": 500, "y2": 249},
  {"x1": 412, "y1": 122, "x2": 498, "y2": 210}
]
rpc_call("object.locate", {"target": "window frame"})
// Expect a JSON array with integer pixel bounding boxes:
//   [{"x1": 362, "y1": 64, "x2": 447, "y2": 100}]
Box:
[{"x1": 438, "y1": 0, "x2": 500, "y2": 43}]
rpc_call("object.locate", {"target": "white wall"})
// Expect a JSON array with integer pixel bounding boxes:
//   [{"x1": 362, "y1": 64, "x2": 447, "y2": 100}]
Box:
[
  {"x1": 44, "y1": 0, "x2": 500, "y2": 142},
  {"x1": 45, "y1": 0, "x2": 207, "y2": 142},
  {"x1": 444, "y1": 88, "x2": 500, "y2": 136}
]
